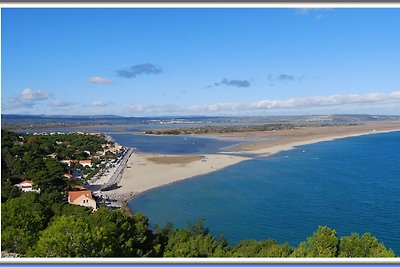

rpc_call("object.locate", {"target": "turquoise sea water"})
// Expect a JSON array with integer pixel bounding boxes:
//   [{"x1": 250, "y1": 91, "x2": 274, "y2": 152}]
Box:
[{"x1": 129, "y1": 131, "x2": 400, "y2": 254}]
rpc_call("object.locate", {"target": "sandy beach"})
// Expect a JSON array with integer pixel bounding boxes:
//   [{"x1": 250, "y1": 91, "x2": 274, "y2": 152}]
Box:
[
  {"x1": 225, "y1": 123, "x2": 400, "y2": 155},
  {"x1": 102, "y1": 153, "x2": 251, "y2": 200},
  {"x1": 102, "y1": 123, "x2": 400, "y2": 205}
]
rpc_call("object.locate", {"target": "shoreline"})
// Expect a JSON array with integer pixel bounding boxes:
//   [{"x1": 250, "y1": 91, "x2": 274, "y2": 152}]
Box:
[
  {"x1": 101, "y1": 152, "x2": 252, "y2": 208},
  {"x1": 101, "y1": 126, "x2": 400, "y2": 210},
  {"x1": 227, "y1": 128, "x2": 400, "y2": 156}
]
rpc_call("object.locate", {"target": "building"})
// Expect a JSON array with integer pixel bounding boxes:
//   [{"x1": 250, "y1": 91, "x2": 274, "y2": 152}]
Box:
[
  {"x1": 68, "y1": 190, "x2": 97, "y2": 210},
  {"x1": 76, "y1": 159, "x2": 92, "y2": 167},
  {"x1": 63, "y1": 173, "x2": 73, "y2": 179},
  {"x1": 61, "y1": 159, "x2": 92, "y2": 167},
  {"x1": 14, "y1": 180, "x2": 40, "y2": 193}
]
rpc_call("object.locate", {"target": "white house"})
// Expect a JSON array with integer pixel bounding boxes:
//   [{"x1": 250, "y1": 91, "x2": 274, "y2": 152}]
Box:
[
  {"x1": 15, "y1": 180, "x2": 40, "y2": 193},
  {"x1": 61, "y1": 159, "x2": 92, "y2": 167}
]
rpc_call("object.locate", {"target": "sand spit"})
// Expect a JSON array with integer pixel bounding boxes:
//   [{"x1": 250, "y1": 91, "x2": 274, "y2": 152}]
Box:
[
  {"x1": 228, "y1": 126, "x2": 400, "y2": 156},
  {"x1": 103, "y1": 153, "x2": 251, "y2": 199},
  {"x1": 101, "y1": 123, "x2": 400, "y2": 206}
]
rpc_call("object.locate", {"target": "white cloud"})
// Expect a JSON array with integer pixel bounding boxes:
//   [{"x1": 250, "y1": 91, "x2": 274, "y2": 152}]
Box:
[
  {"x1": 20, "y1": 88, "x2": 51, "y2": 101},
  {"x1": 2, "y1": 88, "x2": 51, "y2": 110},
  {"x1": 91, "y1": 101, "x2": 110, "y2": 107},
  {"x1": 193, "y1": 91, "x2": 400, "y2": 113},
  {"x1": 122, "y1": 91, "x2": 400, "y2": 115},
  {"x1": 88, "y1": 76, "x2": 113, "y2": 85}
]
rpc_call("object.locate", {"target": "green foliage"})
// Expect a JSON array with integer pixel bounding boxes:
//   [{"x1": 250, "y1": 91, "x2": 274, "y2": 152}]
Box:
[
  {"x1": 163, "y1": 229, "x2": 227, "y2": 257},
  {"x1": 162, "y1": 220, "x2": 230, "y2": 257},
  {"x1": 290, "y1": 227, "x2": 395, "y2": 258},
  {"x1": 338, "y1": 233, "x2": 395, "y2": 257},
  {"x1": 231, "y1": 239, "x2": 293, "y2": 257},
  {"x1": 51, "y1": 203, "x2": 93, "y2": 218},
  {"x1": 1, "y1": 193, "x2": 51, "y2": 254},
  {"x1": 1, "y1": 181, "x2": 21, "y2": 202},
  {"x1": 1, "y1": 129, "x2": 114, "y2": 197},
  {"x1": 88, "y1": 208, "x2": 158, "y2": 257},
  {"x1": 28, "y1": 209, "x2": 158, "y2": 257},
  {"x1": 188, "y1": 218, "x2": 209, "y2": 236},
  {"x1": 1, "y1": 227, "x2": 36, "y2": 254},
  {"x1": 28, "y1": 215, "x2": 95, "y2": 257},
  {"x1": 291, "y1": 226, "x2": 338, "y2": 257}
]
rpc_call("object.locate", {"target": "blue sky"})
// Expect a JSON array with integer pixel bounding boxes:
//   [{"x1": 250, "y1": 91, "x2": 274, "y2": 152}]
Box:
[{"x1": 2, "y1": 8, "x2": 400, "y2": 116}]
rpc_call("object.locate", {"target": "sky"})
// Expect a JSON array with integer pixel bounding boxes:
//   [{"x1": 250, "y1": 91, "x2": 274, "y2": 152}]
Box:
[{"x1": 2, "y1": 8, "x2": 400, "y2": 116}]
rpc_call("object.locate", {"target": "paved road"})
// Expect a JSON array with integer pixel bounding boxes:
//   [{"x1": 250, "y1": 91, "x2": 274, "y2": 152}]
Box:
[{"x1": 101, "y1": 147, "x2": 135, "y2": 191}]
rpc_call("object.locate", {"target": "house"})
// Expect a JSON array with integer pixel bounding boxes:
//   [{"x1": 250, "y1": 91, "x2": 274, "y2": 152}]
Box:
[
  {"x1": 71, "y1": 168, "x2": 84, "y2": 179},
  {"x1": 61, "y1": 159, "x2": 92, "y2": 167},
  {"x1": 14, "y1": 180, "x2": 40, "y2": 193},
  {"x1": 63, "y1": 173, "x2": 73, "y2": 179},
  {"x1": 73, "y1": 159, "x2": 92, "y2": 167},
  {"x1": 68, "y1": 190, "x2": 97, "y2": 210}
]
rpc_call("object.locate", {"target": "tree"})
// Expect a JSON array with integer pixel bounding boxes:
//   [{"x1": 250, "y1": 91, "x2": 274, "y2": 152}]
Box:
[
  {"x1": 51, "y1": 203, "x2": 92, "y2": 218},
  {"x1": 2, "y1": 227, "x2": 36, "y2": 254},
  {"x1": 1, "y1": 181, "x2": 21, "y2": 202},
  {"x1": 28, "y1": 215, "x2": 95, "y2": 257},
  {"x1": 162, "y1": 219, "x2": 229, "y2": 257},
  {"x1": 338, "y1": 233, "x2": 395, "y2": 257},
  {"x1": 1, "y1": 193, "x2": 51, "y2": 254},
  {"x1": 30, "y1": 209, "x2": 158, "y2": 257},
  {"x1": 291, "y1": 226, "x2": 338, "y2": 257},
  {"x1": 231, "y1": 239, "x2": 293, "y2": 257},
  {"x1": 88, "y1": 208, "x2": 158, "y2": 257}
]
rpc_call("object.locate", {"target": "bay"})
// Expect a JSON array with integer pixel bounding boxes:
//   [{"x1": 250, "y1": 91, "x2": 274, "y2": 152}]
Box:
[{"x1": 129, "y1": 131, "x2": 400, "y2": 254}]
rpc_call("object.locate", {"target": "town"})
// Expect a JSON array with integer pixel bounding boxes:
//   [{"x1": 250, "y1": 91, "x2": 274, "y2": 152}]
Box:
[{"x1": 2, "y1": 130, "x2": 131, "y2": 211}]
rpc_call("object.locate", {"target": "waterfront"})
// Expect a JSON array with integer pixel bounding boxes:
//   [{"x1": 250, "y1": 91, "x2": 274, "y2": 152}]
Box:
[{"x1": 129, "y1": 131, "x2": 400, "y2": 254}]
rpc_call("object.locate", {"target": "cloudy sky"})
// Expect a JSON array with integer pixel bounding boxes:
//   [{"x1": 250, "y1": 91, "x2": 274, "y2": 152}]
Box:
[{"x1": 3, "y1": 8, "x2": 400, "y2": 116}]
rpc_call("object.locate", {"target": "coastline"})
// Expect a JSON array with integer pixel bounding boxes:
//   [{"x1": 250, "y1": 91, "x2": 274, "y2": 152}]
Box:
[
  {"x1": 101, "y1": 152, "x2": 252, "y2": 208},
  {"x1": 101, "y1": 124, "x2": 400, "y2": 210},
  {"x1": 227, "y1": 128, "x2": 400, "y2": 156}
]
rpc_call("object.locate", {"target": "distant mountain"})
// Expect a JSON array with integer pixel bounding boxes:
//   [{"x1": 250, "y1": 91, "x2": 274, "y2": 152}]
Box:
[
  {"x1": 2, "y1": 113, "x2": 400, "y2": 130},
  {"x1": 1, "y1": 114, "x2": 124, "y2": 119}
]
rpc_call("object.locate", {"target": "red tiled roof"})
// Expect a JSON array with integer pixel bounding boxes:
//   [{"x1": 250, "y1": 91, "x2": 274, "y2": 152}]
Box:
[
  {"x1": 68, "y1": 190, "x2": 93, "y2": 203},
  {"x1": 19, "y1": 180, "x2": 33, "y2": 185}
]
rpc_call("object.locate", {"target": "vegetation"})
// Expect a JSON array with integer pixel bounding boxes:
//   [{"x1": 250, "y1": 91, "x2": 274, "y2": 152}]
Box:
[
  {"x1": 144, "y1": 124, "x2": 297, "y2": 135},
  {"x1": 1, "y1": 129, "x2": 117, "y2": 199},
  {"x1": 1, "y1": 129, "x2": 396, "y2": 257}
]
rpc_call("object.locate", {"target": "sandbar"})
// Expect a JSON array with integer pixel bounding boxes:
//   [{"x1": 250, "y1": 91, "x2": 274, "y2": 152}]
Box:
[
  {"x1": 102, "y1": 123, "x2": 400, "y2": 205},
  {"x1": 102, "y1": 153, "x2": 251, "y2": 199},
  {"x1": 226, "y1": 123, "x2": 400, "y2": 155}
]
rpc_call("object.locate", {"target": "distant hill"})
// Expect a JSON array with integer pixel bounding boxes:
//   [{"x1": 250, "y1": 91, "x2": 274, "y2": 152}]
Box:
[{"x1": 2, "y1": 113, "x2": 400, "y2": 130}]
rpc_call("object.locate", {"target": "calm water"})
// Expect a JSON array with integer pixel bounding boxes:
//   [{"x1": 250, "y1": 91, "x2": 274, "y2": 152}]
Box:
[
  {"x1": 21, "y1": 126, "x2": 243, "y2": 154},
  {"x1": 110, "y1": 134, "x2": 241, "y2": 154},
  {"x1": 129, "y1": 131, "x2": 400, "y2": 254}
]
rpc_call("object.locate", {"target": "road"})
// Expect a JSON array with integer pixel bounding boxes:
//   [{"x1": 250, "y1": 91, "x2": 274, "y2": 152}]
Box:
[{"x1": 100, "y1": 147, "x2": 135, "y2": 191}]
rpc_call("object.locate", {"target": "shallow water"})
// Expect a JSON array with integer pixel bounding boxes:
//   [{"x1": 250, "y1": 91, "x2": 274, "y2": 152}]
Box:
[
  {"x1": 110, "y1": 133, "x2": 241, "y2": 154},
  {"x1": 129, "y1": 131, "x2": 400, "y2": 254}
]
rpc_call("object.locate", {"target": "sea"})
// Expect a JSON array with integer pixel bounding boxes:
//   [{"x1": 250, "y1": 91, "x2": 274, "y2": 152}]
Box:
[{"x1": 127, "y1": 131, "x2": 400, "y2": 254}]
